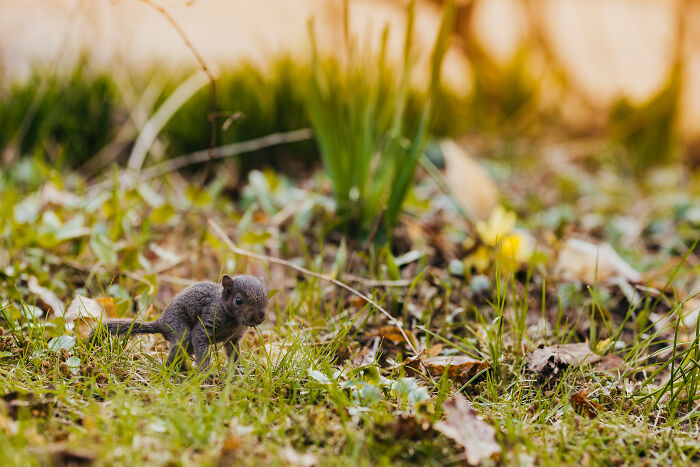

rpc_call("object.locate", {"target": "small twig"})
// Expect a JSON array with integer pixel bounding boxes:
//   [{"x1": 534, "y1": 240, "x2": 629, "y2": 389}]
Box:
[
  {"x1": 138, "y1": 0, "x2": 218, "y2": 180},
  {"x1": 207, "y1": 218, "x2": 419, "y2": 356},
  {"x1": 138, "y1": 128, "x2": 313, "y2": 183},
  {"x1": 88, "y1": 129, "x2": 313, "y2": 192}
]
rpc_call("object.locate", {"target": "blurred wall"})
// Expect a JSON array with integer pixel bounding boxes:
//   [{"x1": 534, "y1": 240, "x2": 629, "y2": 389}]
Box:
[{"x1": 1, "y1": 0, "x2": 699, "y2": 136}]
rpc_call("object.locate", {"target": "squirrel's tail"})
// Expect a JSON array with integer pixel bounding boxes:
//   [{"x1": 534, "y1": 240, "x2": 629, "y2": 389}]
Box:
[{"x1": 87, "y1": 319, "x2": 162, "y2": 345}]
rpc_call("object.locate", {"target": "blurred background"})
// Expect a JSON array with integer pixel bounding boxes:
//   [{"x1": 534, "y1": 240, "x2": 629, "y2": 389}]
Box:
[{"x1": 2, "y1": 0, "x2": 700, "y2": 171}]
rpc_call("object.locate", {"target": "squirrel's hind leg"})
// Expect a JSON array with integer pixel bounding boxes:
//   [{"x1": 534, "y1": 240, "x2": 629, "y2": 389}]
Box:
[
  {"x1": 165, "y1": 341, "x2": 190, "y2": 372},
  {"x1": 191, "y1": 323, "x2": 213, "y2": 373},
  {"x1": 163, "y1": 320, "x2": 193, "y2": 372}
]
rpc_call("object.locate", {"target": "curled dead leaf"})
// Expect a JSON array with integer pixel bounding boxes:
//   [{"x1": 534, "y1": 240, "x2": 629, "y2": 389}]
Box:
[
  {"x1": 527, "y1": 342, "x2": 601, "y2": 375},
  {"x1": 434, "y1": 393, "x2": 500, "y2": 465}
]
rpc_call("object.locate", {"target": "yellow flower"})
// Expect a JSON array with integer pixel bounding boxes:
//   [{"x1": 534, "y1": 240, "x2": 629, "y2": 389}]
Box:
[
  {"x1": 476, "y1": 205, "x2": 516, "y2": 246},
  {"x1": 464, "y1": 245, "x2": 492, "y2": 273},
  {"x1": 496, "y1": 231, "x2": 534, "y2": 270}
]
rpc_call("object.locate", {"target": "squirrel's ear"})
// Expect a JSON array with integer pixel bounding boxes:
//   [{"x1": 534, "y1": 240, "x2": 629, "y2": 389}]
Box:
[{"x1": 222, "y1": 274, "x2": 234, "y2": 289}]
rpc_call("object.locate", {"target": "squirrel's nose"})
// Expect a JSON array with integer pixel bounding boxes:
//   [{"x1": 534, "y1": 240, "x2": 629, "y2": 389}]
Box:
[{"x1": 251, "y1": 311, "x2": 265, "y2": 326}]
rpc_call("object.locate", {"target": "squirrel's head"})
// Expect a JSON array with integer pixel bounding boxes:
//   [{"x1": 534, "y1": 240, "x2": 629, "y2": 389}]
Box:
[{"x1": 222, "y1": 274, "x2": 268, "y2": 326}]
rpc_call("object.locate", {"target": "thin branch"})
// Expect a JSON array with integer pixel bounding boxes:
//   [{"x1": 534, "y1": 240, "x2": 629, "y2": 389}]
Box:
[
  {"x1": 138, "y1": 128, "x2": 313, "y2": 182},
  {"x1": 207, "y1": 218, "x2": 419, "y2": 356},
  {"x1": 138, "y1": 0, "x2": 217, "y2": 174},
  {"x1": 88, "y1": 128, "x2": 313, "y2": 192}
]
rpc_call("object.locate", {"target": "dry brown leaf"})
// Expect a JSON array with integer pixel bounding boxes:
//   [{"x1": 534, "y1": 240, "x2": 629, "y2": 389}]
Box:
[
  {"x1": 368, "y1": 326, "x2": 415, "y2": 345},
  {"x1": 555, "y1": 238, "x2": 641, "y2": 284},
  {"x1": 570, "y1": 389, "x2": 602, "y2": 419},
  {"x1": 527, "y1": 342, "x2": 601, "y2": 375},
  {"x1": 405, "y1": 354, "x2": 489, "y2": 384},
  {"x1": 434, "y1": 393, "x2": 500, "y2": 465},
  {"x1": 27, "y1": 276, "x2": 64, "y2": 318},
  {"x1": 427, "y1": 344, "x2": 444, "y2": 357},
  {"x1": 441, "y1": 140, "x2": 499, "y2": 220}
]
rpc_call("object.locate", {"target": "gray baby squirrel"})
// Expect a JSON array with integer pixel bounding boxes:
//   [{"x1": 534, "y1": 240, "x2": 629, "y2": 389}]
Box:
[{"x1": 88, "y1": 274, "x2": 268, "y2": 372}]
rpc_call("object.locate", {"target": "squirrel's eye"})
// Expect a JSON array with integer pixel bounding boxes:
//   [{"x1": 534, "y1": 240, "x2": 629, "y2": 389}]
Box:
[{"x1": 235, "y1": 296, "x2": 243, "y2": 305}]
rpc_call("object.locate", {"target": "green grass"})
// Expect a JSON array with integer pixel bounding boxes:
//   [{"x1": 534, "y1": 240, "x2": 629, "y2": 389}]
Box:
[
  {"x1": 306, "y1": 0, "x2": 454, "y2": 238},
  {"x1": 0, "y1": 63, "x2": 118, "y2": 168},
  {"x1": 0, "y1": 151, "x2": 699, "y2": 465}
]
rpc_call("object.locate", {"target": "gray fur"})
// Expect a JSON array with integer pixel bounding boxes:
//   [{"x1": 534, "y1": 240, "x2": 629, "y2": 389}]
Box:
[{"x1": 87, "y1": 274, "x2": 268, "y2": 373}]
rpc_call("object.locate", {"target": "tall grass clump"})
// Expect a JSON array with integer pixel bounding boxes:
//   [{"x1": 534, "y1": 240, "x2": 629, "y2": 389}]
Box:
[
  {"x1": 609, "y1": 65, "x2": 681, "y2": 177},
  {"x1": 307, "y1": 0, "x2": 455, "y2": 238},
  {"x1": 162, "y1": 57, "x2": 316, "y2": 173},
  {"x1": 0, "y1": 64, "x2": 117, "y2": 168}
]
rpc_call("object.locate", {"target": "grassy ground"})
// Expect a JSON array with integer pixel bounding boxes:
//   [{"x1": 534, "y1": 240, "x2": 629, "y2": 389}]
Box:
[{"x1": 0, "y1": 138, "x2": 699, "y2": 466}]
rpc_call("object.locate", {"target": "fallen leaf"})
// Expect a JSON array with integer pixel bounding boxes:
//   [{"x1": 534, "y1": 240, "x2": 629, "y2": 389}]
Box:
[
  {"x1": 555, "y1": 238, "x2": 641, "y2": 284},
  {"x1": 65, "y1": 295, "x2": 117, "y2": 337},
  {"x1": 434, "y1": 393, "x2": 500, "y2": 465},
  {"x1": 570, "y1": 389, "x2": 602, "y2": 419},
  {"x1": 65, "y1": 296, "x2": 103, "y2": 323},
  {"x1": 427, "y1": 344, "x2": 443, "y2": 357},
  {"x1": 367, "y1": 326, "x2": 414, "y2": 346},
  {"x1": 527, "y1": 342, "x2": 601, "y2": 375},
  {"x1": 27, "y1": 277, "x2": 64, "y2": 318},
  {"x1": 441, "y1": 140, "x2": 499, "y2": 220},
  {"x1": 405, "y1": 353, "x2": 489, "y2": 385}
]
